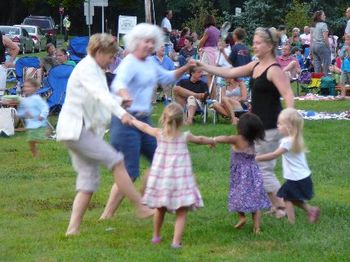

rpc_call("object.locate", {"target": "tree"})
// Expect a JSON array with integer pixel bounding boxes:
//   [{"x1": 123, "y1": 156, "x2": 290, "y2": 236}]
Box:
[
  {"x1": 183, "y1": 0, "x2": 222, "y2": 35},
  {"x1": 284, "y1": 0, "x2": 311, "y2": 33}
]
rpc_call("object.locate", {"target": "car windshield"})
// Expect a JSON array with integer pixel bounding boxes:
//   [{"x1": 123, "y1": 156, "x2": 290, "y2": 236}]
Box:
[
  {"x1": 22, "y1": 26, "x2": 36, "y2": 33},
  {"x1": 0, "y1": 27, "x2": 20, "y2": 35},
  {"x1": 24, "y1": 19, "x2": 50, "y2": 29}
]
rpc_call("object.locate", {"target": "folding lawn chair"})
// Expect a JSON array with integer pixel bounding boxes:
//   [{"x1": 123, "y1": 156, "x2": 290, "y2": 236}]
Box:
[
  {"x1": 301, "y1": 72, "x2": 323, "y2": 94},
  {"x1": 68, "y1": 36, "x2": 89, "y2": 64}
]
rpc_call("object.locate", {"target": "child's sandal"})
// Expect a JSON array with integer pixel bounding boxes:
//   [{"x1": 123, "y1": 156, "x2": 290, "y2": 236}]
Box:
[{"x1": 151, "y1": 236, "x2": 162, "y2": 244}]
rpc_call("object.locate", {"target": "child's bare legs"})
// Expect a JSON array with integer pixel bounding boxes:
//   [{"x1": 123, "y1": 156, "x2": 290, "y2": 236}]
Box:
[
  {"x1": 153, "y1": 207, "x2": 167, "y2": 241},
  {"x1": 66, "y1": 191, "x2": 93, "y2": 235},
  {"x1": 292, "y1": 200, "x2": 320, "y2": 223},
  {"x1": 172, "y1": 207, "x2": 187, "y2": 246},
  {"x1": 252, "y1": 211, "x2": 261, "y2": 234},
  {"x1": 234, "y1": 212, "x2": 247, "y2": 229},
  {"x1": 29, "y1": 141, "x2": 38, "y2": 157},
  {"x1": 285, "y1": 200, "x2": 296, "y2": 224}
]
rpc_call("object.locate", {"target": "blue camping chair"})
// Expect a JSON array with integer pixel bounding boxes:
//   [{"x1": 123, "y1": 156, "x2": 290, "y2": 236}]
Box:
[
  {"x1": 43, "y1": 64, "x2": 74, "y2": 113},
  {"x1": 6, "y1": 57, "x2": 41, "y2": 95},
  {"x1": 68, "y1": 36, "x2": 89, "y2": 64}
]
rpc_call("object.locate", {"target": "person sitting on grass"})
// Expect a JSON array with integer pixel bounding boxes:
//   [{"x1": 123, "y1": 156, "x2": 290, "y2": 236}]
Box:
[
  {"x1": 17, "y1": 78, "x2": 49, "y2": 157},
  {"x1": 256, "y1": 108, "x2": 320, "y2": 224},
  {"x1": 212, "y1": 78, "x2": 248, "y2": 124},
  {"x1": 173, "y1": 67, "x2": 208, "y2": 125}
]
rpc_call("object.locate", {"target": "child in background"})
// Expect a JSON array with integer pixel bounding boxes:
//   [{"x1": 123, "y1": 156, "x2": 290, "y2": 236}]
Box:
[
  {"x1": 256, "y1": 108, "x2": 320, "y2": 224},
  {"x1": 213, "y1": 113, "x2": 271, "y2": 234},
  {"x1": 339, "y1": 34, "x2": 350, "y2": 97},
  {"x1": 131, "y1": 103, "x2": 215, "y2": 249},
  {"x1": 17, "y1": 79, "x2": 49, "y2": 157}
]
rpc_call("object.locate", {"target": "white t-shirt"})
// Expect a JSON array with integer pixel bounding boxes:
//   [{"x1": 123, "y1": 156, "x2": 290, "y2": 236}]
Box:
[
  {"x1": 280, "y1": 136, "x2": 311, "y2": 181},
  {"x1": 300, "y1": 33, "x2": 311, "y2": 45},
  {"x1": 161, "y1": 17, "x2": 172, "y2": 32},
  {"x1": 217, "y1": 46, "x2": 232, "y2": 67},
  {"x1": 345, "y1": 20, "x2": 350, "y2": 34}
]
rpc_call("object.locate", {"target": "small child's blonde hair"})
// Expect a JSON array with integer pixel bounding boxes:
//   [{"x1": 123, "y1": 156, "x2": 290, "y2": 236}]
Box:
[
  {"x1": 278, "y1": 108, "x2": 305, "y2": 153},
  {"x1": 159, "y1": 102, "x2": 184, "y2": 137},
  {"x1": 24, "y1": 78, "x2": 41, "y2": 89}
]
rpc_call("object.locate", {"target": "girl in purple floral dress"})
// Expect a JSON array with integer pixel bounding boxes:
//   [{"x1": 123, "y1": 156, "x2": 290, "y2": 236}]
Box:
[{"x1": 213, "y1": 113, "x2": 271, "y2": 234}]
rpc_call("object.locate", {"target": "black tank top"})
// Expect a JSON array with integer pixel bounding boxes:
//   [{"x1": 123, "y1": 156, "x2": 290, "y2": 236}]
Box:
[
  {"x1": 0, "y1": 32, "x2": 5, "y2": 63},
  {"x1": 249, "y1": 62, "x2": 282, "y2": 130}
]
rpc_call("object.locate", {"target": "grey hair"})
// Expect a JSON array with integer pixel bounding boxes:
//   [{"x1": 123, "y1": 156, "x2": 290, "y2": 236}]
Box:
[{"x1": 124, "y1": 23, "x2": 164, "y2": 53}]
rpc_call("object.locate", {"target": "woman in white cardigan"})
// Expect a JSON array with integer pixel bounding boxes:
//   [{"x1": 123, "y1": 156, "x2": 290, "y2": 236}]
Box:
[{"x1": 56, "y1": 34, "x2": 153, "y2": 236}]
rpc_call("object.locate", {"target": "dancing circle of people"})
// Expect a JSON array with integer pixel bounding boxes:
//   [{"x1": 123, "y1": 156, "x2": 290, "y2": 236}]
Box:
[{"x1": 16, "y1": 18, "x2": 328, "y2": 249}]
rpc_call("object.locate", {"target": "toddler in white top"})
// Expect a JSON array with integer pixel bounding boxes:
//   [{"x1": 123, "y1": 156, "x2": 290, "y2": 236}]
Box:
[{"x1": 256, "y1": 108, "x2": 320, "y2": 224}]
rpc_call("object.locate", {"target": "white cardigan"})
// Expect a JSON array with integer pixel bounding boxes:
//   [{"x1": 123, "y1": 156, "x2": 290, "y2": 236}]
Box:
[{"x1": 56, "y1": 55, "x2": 126, "y2": 141}]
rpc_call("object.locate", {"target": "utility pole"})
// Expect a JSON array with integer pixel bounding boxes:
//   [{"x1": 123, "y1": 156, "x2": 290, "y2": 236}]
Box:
[{"x1": 145, "y1": 0, "x2": 152, "y2": 23}]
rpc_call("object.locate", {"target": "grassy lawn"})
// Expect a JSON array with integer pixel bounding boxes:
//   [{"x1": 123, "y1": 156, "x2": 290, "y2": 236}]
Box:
[{"x1": 0, "y1": 100, "x2": 349, "y2": 261}]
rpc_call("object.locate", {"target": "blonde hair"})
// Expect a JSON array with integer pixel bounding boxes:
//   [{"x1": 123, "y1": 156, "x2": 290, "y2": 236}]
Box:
[
  {"x1": 278, "y1": 108, "x2": 306, "y2": 153},
  {"x1": 124, "y1": 23, "x2": 164, "y2": 53},
  {"x1": 159, "y1": 102, "x2": 184, "y2": 137},
  {"x1": 254, "y1": 27, "x2": 279, "y2": 55},
  {"x1": 24, "y1": 78, "x2": 40, "y2": 89},
  {"x1": 87, "y1": 33, "x2": 118, "y2": 57}
]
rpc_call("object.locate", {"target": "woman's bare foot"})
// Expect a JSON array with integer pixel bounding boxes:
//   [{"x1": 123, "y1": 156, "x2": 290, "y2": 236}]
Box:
[
  {"x1": 136, "y1": 205, "x2": 155, "y2": 219},
  {"x1": 234, "y1": 218, "x2": 247, "y2": 229},
  {"x1": 65, "y1": 228, "x2": 80, "y2": 236}
]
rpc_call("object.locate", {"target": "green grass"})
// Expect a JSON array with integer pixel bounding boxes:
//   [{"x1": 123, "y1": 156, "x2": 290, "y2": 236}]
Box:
[{"x1": 0, "y1": 101, "x2": 350, "y2": 261}]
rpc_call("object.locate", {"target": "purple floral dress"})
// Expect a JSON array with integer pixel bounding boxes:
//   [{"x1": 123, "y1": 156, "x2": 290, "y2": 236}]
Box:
[{"x1": 228, "y1": 146, "x2": 271, "y2": 213}]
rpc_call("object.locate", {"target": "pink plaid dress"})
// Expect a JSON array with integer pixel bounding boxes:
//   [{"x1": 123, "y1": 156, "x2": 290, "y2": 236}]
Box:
[{"x1": 142, "y1": 131, "x2": 204, "y2": 212}]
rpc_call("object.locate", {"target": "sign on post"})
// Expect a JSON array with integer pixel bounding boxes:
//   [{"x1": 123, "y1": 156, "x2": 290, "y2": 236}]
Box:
[
  {"x1": 84, "y1": 2, "x2": 94, "y2": 25},
  {"x1": 117, "y1": 15, "x2": 137, "y2": 46},
  {"x1": 90, "y1": 0, "x2": 108, "y2": 6},
  {"x1": 235, "y1": 7, "x2": 242, "y2": 16}
]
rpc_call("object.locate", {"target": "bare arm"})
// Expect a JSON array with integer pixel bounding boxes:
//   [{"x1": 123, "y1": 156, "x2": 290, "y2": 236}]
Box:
[
  {"x1": 187, "y1": 133, "x2": 215, "y2": 146},
  {"x1": 267, "y1": 66, "x2": 294, "y2": 108},
  {"x1": 199, "y1": 33, "x2": 208, "y2": 49},
  {"x1": 131, "y1": 118, "x2": 159, "y2": 137},
  {"x1": 3, "y1": 36, "x2": 19, "y2": 66},
  {"x1": 198, "y1": 60, "x2": 257, "y2": 79},
  {"x1": 213, "y1": 135, "x2": 239, "y2": 145},
  {"x1": 238, "y1": 81, "x2": 248, "y2": 101},
  {"x1": 174, "y1": 62, "x2": 193, "y2": 79},
  {"x1": 256, "y1": 147, "x2": 286, "y2": 161},
  {"x1": 323, "y1": 31, "x2": 329, "y2": 48}
]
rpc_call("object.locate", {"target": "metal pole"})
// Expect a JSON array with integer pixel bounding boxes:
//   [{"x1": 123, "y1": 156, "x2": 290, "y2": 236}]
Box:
[
  {"x1": 102, "y1": 6, "x2": 105, "y2": 33},
  {"x1": 88, "y1": 0, "x2": 91, "y2": 37},
  {"x1": 60, "y1": 14, "x2": 63, "y2": 34}
]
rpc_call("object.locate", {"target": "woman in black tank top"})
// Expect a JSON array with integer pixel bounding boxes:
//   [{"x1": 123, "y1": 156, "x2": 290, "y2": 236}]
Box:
[
  {"x1": 197, "y1": 27, "x2": 294, "y2": 216},
  {"x1": 0, "y1": 32, "x2": 19, "y2": 67}
]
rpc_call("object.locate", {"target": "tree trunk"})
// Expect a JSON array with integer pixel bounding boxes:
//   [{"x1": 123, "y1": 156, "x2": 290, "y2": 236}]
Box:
[{"x1": 145, "y1": 0, "x2": 152, "y2": 23}]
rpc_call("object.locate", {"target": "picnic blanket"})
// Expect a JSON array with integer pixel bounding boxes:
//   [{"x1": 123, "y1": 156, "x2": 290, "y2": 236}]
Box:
[
  {"x1": 299, "y1": 110, "x2": 350, "y2": 120},
  {"x1": 295, "y1": 94, "x2": 339, "y2": 101}
]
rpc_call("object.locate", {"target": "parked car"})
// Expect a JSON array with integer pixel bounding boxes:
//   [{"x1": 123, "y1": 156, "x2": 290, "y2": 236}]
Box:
[
  {"x1": 22, "y1": 16, "x2": 57, "y2": 46},
  {"x1": 0, "y1": 25, "x2": 34, "y2": 54},
  {"x1": 14, "y1": 24, "x2": 47, "y2": 52}
]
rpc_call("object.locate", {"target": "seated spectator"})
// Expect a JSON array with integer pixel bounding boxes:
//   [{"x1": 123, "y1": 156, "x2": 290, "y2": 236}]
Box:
[
  {"x1": 178, "y1": 36, "x2": 197, "y2": 66},
  {"x1": 218, "y1": 33, "x2": 234, "y2": 68},
  {"x1": 41, "y1": 43, "x2": 59, "y2": 74},
  {"x1": 300, "y1": 26, "x2": 311, "y2": 49},
  {"x1": 289, "y1": 27, "x2": 303, "y2": 49},
  {"x1": 173, "y1": 67, "x2": 208, "y2": 124},
  {"x1": 153, "y1": 45, "x2": 175, "y2": 102},
  {"x1": 276, "y1": 43, "x2": 301, "y2": 79},
  {"x1": 212, "y1": 78, "x2": 248, "y2": 124},
  {"x1": 291, "y1": 46, "x2": 305, "y2": 69},
  {"x1": 176, "y1": 27, "x2": 190, "y2": 52},
  {"x1": 191, "y1": 32, "x2": 200, "y2": 50},
  {"x1": 228, "y1": 28, "x2": 251, "y2": 67},
  {"x1": 56, "y1": 48, "x2": 76, "y2": 67},
  {"x1": 339, "y1": 34, "x2": 350, "y2": 97}
]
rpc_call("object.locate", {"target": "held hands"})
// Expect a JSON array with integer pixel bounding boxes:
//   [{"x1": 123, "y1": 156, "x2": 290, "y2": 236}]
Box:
[
  {"x1": 118, "y1": 89, "x2": 133, "y2": 108},
  {"x1": 208, "y1": 137, "x2": 217, "y2": 148},
  {"x1": 121, "y1": 113, "x2": 135, "y2": 125}
]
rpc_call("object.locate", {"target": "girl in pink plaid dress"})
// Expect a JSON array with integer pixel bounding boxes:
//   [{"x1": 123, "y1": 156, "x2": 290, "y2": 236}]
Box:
[{"x1": 131, "y1": 102, "x2": 215, "y2": 249}]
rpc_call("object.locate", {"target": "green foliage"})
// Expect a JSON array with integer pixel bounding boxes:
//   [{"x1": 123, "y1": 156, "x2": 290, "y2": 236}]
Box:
[
  {"x1": 284, "y1": 0, "x2": 311, "y2": 33},
  {"x1": 47, "y1": 0, "x2": 84, "y2": 9},
  {"x1": 183, "y1": 0, "x2": 223, "y2": 35}
]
